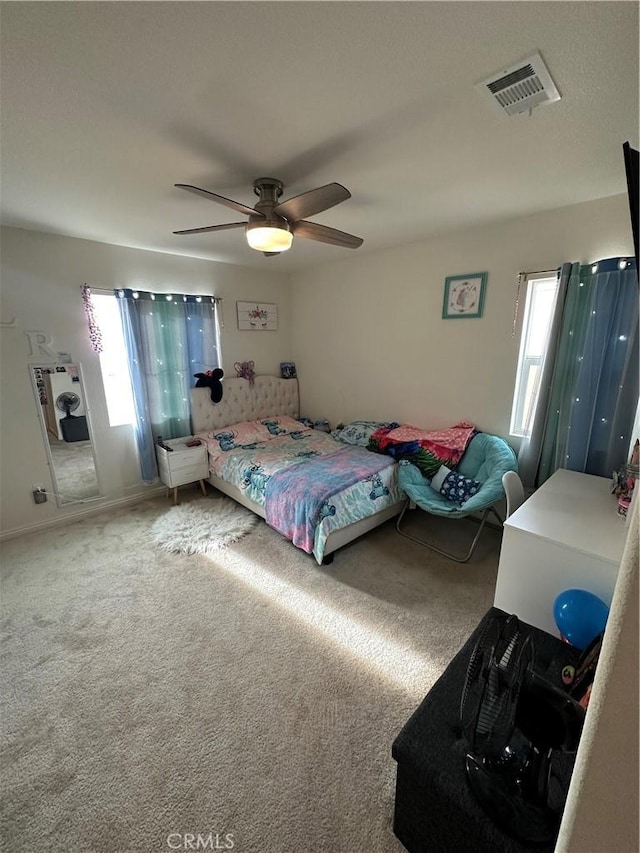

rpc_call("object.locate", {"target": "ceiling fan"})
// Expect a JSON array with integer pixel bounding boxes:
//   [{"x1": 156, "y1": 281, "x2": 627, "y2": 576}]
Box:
[{"x1": 173, "y1": 177, "x2": 363, "y2": 256}]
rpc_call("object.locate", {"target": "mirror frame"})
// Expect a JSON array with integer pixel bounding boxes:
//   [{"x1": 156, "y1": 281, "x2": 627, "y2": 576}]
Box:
[{"x1": 29, "y1": 362, "x2": 101, "y2": 506}]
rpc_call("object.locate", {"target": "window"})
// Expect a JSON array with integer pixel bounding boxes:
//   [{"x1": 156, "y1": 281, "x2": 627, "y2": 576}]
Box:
[
  {"x1": 91, "y1": 292, "x2": 136, "y2": 427},
  {"x1": 510, "y1": 274, "x2": 559, "y2": 438}
]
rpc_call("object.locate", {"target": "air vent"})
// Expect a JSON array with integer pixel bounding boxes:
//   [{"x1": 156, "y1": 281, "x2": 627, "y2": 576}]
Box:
[{"x1": 477, "y1": 52, "x2": 561, "y2": 117}]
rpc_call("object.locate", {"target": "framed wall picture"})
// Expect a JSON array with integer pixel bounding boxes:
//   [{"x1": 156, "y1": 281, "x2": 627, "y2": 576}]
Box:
[
  {"x1": 442, "y1": 272, "x2": 487, "y2": 319},
  {"x1": 237, "y1": 301, "x2": 278, "y2": 331}
]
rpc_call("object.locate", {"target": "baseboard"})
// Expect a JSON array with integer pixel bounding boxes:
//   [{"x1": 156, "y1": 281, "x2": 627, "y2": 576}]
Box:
[{"x1": 0, "y1": 487, "x2": 166, "y2": 542}]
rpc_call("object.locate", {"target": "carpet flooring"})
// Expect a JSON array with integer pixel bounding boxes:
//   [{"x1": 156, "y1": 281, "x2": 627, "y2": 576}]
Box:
[{"x1": 0, "y1": 493, "x2": 503, "y2": 853}]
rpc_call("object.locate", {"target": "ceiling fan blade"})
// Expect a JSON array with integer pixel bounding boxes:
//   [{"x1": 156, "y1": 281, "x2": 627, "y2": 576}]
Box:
[
  {"x1": 274, "y1": 183, "x2": 351, "y2": 221},
  {"x1": 173, "y1": 222, "x2": 246, "y2": 235},
  {"x1": 175, "y1": 184, "x2": 264, "y2": 218},
  {"x1": 292, "y1": 220, "x2": 363, "y2": 249}
]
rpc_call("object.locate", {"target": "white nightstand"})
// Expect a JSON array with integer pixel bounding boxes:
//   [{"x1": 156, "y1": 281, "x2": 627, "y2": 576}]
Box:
[{"x1": 155, "y1": 437, "x2": 210, "y2": 505}]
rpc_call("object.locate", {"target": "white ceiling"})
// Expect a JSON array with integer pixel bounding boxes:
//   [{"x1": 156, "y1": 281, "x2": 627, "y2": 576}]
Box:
[{"x1": 1, "y1": 2, "x2": 638, "y2": 272}]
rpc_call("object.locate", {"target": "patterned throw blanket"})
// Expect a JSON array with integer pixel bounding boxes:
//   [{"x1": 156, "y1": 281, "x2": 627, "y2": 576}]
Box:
[
  {"x1": 368, "y1": 422, "x2": 477, "y2": 478},
  {"x1": 264, "y1": 446, "x2": 394, "y2": 554}
]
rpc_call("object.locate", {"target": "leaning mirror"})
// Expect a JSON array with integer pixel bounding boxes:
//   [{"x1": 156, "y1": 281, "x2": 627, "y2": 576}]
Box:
[{"x1": 30, "y1": 363, "x2": 101, "y2": 505}]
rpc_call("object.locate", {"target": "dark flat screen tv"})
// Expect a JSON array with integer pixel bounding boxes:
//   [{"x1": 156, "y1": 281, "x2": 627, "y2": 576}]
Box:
[{"x1": 622, "y1": 141, "x2": 639, "y2": 271}]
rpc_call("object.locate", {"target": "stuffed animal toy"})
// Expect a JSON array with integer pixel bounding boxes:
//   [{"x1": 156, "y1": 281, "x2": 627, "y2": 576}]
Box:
[
  {"x1": 234, "y1": 360, "x2": 255, "y2": 385},
  {"x1": 193, "y1": 368, "x2": 224, "y2": 403}
]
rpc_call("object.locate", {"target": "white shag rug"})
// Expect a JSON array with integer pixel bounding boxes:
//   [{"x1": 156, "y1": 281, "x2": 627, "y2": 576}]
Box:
[{"x1": 151, "y1": 497, "x2": 259, "y2": 555}]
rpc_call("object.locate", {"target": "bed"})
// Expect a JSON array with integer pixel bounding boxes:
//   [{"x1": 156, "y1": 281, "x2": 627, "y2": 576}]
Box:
[{"x1": 190, "y1": 375, "x2": 405, "y2": 563}]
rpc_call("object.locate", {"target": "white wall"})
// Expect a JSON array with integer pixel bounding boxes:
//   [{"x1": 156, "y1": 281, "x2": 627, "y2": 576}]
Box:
[
  {"x1": 0, "y1": 226, "x2": 292, "y2": 537},
  {"x1": 291, "y1": 194, "x2": 634, "y2": 441}
]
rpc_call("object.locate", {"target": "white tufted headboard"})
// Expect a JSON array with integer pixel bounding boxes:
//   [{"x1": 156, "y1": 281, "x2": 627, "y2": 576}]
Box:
[{"x1": 190, "y1": 375, "x2": 299, "y2": 434}]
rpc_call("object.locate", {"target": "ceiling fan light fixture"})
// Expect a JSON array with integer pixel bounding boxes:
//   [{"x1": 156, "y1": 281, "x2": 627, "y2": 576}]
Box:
[
  {"x1": 245, "y1": 224, "x2": 292, "y2": 253},
  {"x1": 174, "y1": 178, "x2": 362, "y2": 254}
]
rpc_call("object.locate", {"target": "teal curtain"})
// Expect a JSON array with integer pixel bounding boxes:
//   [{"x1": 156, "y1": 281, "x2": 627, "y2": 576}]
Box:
[
  {"x1": 537, "y1": 257, "x2": 638, "y2": 484},
  {"x1": 116, "y1": 290, "x2": 221, "y2": 482}
]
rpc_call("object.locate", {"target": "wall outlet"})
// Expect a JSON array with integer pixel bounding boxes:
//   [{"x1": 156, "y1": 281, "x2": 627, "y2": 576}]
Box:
[{"x1": 32, "y1": 485, "x2": 47, "y2": 504}]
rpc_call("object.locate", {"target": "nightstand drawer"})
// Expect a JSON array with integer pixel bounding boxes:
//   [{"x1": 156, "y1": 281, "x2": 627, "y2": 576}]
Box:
[
  {"x1": 160, "y1": 447, "x2": 206, "y2": 472},
  {"x1": 158, "y1": 458, "x2": 209, "y2": 487}
]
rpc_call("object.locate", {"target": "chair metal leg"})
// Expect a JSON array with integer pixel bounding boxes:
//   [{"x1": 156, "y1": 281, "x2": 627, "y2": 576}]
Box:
[{"x1": 396, "y1": 500, "x2": 495, "y2": 563}]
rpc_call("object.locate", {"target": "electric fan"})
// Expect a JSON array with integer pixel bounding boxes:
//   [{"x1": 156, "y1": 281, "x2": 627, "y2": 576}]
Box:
[
  {"x1": 56, "y1": 391, "x2": 81, "y2": 418},
  {"x1": 460, "y1": 614, "x2": 586, "y2": 844},
  {"x1": 55, "y1": 391, "x2": 89, "y2": 442}
]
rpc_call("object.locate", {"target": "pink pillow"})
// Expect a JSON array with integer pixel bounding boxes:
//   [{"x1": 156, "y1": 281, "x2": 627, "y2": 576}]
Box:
[{"x1": 207, "y1": 420, "x2": 269, "y2": 447}]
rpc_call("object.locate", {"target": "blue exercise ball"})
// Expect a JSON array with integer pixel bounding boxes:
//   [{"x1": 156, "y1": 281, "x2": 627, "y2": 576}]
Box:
[{"x1": 553, "y1": 588, "x2": 609, "y2": 650}]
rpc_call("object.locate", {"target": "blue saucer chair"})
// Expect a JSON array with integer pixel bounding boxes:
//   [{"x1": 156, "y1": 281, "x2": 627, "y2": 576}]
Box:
[{"x1": 396, "y1": 432, "x2": 518, "y2": 562}]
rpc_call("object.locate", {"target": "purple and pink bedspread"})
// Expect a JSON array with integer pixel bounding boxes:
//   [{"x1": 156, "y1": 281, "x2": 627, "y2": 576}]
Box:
[
  {"x1": 368, "y1": 422, "x2": 477, "y2": 478},
  {"x1": 264, "y1": 445, "x2": 394, "y2": 554}
]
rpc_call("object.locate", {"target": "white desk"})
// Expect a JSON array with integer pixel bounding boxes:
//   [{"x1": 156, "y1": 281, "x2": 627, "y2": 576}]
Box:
[{"x1": 494, "y1": 469, "x2": 627, "y2": 636}]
